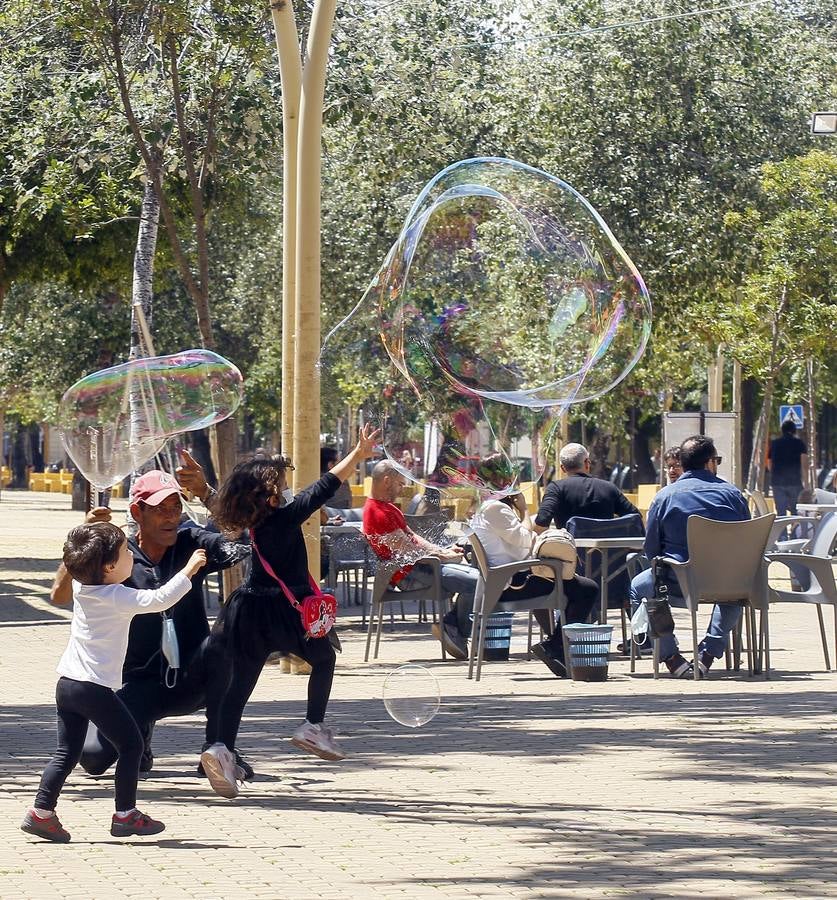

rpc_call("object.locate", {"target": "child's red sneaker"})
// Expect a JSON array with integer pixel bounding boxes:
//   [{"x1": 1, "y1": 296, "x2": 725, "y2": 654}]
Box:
[
  {"x1": 21, "y1": 809, "x2": 71, "y2": 843},
  {"x1": 110, "y1": 809, "x2": 165, "y2": 837}
]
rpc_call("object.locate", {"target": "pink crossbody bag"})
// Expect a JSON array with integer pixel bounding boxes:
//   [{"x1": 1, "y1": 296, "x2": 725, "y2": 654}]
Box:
[{"x1": 251, "y1": 539, "x2": 337, "y2": 639}]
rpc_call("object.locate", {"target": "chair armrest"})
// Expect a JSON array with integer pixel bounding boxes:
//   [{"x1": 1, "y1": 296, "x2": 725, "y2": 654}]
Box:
[
  {"x1": 775, "y1": 515, "x2": 810, "y2": 528},
  {"x1": 767, "y1": 554, "x2": 836, "y2": 583},
  {"x1": 768, "y1": 540, "x2": 808, "y2": 555},
  {"x1": 768, "y1": 554, "x2": 837, "y2": 603},
  {"x1": 655, "y1": 556, "x2": 688, "y2": 571},
  {"x1": 485, "y1": 558, "x2": 541, "y2": 580},
  {"x1": 525, "y1": 558, "x2": 565, "y2": 579}
]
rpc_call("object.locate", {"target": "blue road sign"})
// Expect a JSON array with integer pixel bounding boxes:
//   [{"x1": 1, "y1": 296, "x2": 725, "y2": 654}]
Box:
[{"x1": 779, "y1": 405, "x2": 804, "y2": 428}]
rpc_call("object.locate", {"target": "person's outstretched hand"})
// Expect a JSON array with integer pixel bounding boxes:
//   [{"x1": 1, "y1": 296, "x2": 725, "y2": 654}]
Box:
[
  {"x1": 184, "y1": 549, "x2": 207, "y2": 577},
  {"x1": 85, "y1": 506, "x2": 112, "y2": 525},
  {"x1": 356, "y1": 423, "x2": 382, "y2": 458},
  {"x1": 176, "y1": 448, "x2": 209, "y2": 499}
]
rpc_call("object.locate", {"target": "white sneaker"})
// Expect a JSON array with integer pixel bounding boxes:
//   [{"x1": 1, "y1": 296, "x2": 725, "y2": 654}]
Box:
[
  {"x1": 200, "y1": 743, "x2": 240, "y2": 798},
  {"x1": 291, "y1": 721, "x2": 346, "y2": 761}
]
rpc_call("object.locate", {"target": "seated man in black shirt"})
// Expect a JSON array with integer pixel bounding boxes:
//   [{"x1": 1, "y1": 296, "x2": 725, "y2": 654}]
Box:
[
  {"x1": 534, "y1": 443, "x2": 641, "y2": 531},
  {"x1": 50, "y1": 460, "x2": 250, "y2": 777}
]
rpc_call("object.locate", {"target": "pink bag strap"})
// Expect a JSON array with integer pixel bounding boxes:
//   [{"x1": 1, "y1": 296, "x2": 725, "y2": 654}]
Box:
[{"x1": 251, "y1": 538, "x2": 321, "y2": 611}]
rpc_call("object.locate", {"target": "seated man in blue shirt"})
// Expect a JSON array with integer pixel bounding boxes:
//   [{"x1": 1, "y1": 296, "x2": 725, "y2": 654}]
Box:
[{"x1": 629, "y1": 434, "x2": 751, "y2": 678}]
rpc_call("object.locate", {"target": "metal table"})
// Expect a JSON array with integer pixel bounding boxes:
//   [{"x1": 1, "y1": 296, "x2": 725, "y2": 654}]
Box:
[
  {"x1": 573, "y1": 536, "x2": 646, "y2": 627},
  {"x1": 796, "y1": 503, "x2": 837, "y2": 517}
]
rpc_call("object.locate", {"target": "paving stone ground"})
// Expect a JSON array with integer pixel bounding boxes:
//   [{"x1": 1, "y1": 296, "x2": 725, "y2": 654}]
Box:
[{"x1": 1, "y1": 491, "x2": 836, "y2": 899}]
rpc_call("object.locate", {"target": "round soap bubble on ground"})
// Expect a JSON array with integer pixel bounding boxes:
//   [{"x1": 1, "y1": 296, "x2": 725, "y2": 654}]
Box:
[
  {"x1": 383, "y1": 664, "x2": 441, "y2": 728},
  {"x1": 58, "y1": 349, "x2": 243, "y2": 490},
  {"x1": 320, "y1": 157, "x2": 651, "y2": 497}
]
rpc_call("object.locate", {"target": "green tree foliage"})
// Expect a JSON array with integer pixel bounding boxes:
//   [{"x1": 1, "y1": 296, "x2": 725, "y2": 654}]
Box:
[{"x1": 0, "y1": 1, "x2": 139, "y2": 307}]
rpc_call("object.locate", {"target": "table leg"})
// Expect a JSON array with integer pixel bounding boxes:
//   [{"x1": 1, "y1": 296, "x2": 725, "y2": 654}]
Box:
[{"x1": 599, "y1": 549, "x2": 609, "y2": 625}]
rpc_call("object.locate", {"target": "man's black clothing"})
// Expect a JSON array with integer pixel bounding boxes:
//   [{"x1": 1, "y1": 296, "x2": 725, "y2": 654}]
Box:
[
  {"x1": 80, "y1": 525, "x2": 249, "y2": 775},
  {"x1": 122, "y1": 525, "x2": 248, "y2": 682},
  {"x1": 535, "y1": 472, "x2": 641, "y2": 529},
  {"x1": 768, "y1": 434, "x2": 807, "y2": 487}
]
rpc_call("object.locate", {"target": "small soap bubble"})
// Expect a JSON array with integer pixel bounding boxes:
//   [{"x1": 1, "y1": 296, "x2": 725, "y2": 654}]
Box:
[
  {"x1": 383, "y1": 664, "x2": 441, "y2": 728},
  {"x1": 58, "y1": 349, "x2": 243, "y2": 489}
]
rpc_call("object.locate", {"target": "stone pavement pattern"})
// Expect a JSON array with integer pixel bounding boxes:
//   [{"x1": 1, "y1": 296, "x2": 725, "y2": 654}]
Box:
[{"x1": 1, "y1": 492, "x2": 836, "y2": 899}]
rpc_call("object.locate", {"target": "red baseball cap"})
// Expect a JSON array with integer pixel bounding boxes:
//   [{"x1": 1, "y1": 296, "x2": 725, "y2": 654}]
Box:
[{"x1": 130, "y1": 470, "x2": 186, "y2": 506}]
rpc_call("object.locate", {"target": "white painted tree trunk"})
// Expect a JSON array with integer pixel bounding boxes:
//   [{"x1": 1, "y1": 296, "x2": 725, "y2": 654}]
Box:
[
  {"x1": 125, "y1": 175, "x2": 161, "y2": 514},
  {"x1": 270, "y1": 0, "x2": 302, "y2": 459}
]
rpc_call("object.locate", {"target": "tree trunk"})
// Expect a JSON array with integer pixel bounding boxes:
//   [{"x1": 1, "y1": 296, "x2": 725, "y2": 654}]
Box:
[
  {"x1": 589, "y1": 430, "x2": 611, "y2": 480},
  {"x1": 806, "y1": 358, "x2": 817, "y2": 489},
  {"x1": 292, "y1": 0, "x2": 337, "y2": 564},
  {"x1": 270, "y1": 0, "x2": 303, "y2": 458},
  {"x1": 10, "y1": 419, "x2": 27, "y2": 488},
  {"x1": 747, "y1": 286, "x2": 788, "y2": 492},
  {"x1": 127, "y1": 175, "x2": 160, "y2": 503},
  {"x1": 630, "y1": 418, "x2": 657, "y2": 484},
  {"x1": 749, "y1": 376, "x2": 775, "y2": 493},
  {"x1": 741, "y1": 376, "x2": 758, "y2": 485}
]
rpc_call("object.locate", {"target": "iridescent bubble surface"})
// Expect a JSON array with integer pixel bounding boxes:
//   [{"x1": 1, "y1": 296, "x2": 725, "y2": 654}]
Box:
[
  {"x1": 321, "y1": 157, "x2": 651, "y2": 495},
  {"x1": 383, "y1": 664, "x2": 441, "y2": 728},
  {"x1": 58, "y1": 349, "x2": 243, "y2": 489}
]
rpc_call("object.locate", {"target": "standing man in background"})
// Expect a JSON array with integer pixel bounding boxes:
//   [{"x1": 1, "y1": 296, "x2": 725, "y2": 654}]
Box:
[{"x1": 767, "y1": 419, "x2": 809, "y2": 517}]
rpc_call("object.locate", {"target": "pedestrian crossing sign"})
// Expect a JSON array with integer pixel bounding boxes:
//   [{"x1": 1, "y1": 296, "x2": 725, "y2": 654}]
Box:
[{"x1": 779, "y1": 405, "x2": 804, "y2": 428}]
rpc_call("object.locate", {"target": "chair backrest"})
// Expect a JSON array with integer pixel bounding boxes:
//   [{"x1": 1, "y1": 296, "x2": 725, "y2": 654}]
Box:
[
  {"x1": 467, "y1": 531, "x2": 491, "y2": 580},
  {"x1": 814, "y1": 487, "x2": 836, "y2": 505},
  {"x1": 810, "y1": 511, "x2": 837, "y2": 557},
  {"x1": 329, "y1": 531, "x2": 369, "y2": 564},
  {"x1": 684, "y1": 514, "x2": 774, "y2": 602},
  {"x1": 746, "y1": 489, "x2": 770, "y2": 517},
  {"x1": 324, "y1": 505, "x2": 362, "y2": 522},
  {"x1": 405, "y1": 512, "x2": 453, "y2": 544},
  {"x1": 565, "y1": 513, "x2": 645, "y2": 608}
]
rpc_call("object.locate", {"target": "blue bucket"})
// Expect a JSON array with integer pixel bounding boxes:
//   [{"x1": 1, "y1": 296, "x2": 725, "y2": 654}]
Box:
[
  {"x1": 562, "y1": 623, "x2": 613, "y2": 681},
  {"x1": 470, "y1": 611, "x2": 514, "y2": 661}
]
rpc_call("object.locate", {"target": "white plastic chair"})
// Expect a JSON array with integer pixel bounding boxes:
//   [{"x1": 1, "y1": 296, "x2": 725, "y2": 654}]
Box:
[
  {"x1": 467, "y1": 534, "x2": 567, "y2": 682},
  {"x1": 363, "y1": 555, "x2": 445, "y2": 662},
  {"x1": 767, "y1": 512, "x2": 837, "y2": 671},
  {"x1": 655, "y1": 514, "x2": 775, "y2": 681}
]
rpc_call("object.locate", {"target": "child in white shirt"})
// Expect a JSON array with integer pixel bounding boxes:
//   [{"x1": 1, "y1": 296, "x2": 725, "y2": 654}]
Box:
[{"x1": 22, "y1": 522, "x2": 206, "y2": 843}]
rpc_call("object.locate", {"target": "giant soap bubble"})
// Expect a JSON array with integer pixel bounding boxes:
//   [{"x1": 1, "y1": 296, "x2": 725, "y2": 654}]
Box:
[
  {"x1": 58, "y1": 349, "x2": 243, "y2": 489},
  {"x1": 321, "y1": 158, "x2": 651, "y2": 495}
]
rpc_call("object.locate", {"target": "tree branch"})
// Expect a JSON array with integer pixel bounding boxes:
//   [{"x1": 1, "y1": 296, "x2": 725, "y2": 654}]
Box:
[
  {"x1": 166, "y1": 33, "x2": 213, "y2": 346},
  {"x1": 107, "y1": 5, "x2": 203, "y2": 322}
]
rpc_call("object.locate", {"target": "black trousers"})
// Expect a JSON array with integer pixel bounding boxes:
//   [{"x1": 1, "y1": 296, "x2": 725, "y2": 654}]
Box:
[
  {"x1": 36, "y1": 677, "x2": 143, "y2": 812},
  {"x1": 80, "y1": 634, "x2": 231, "y2": 776},
  {"x1": 216, "y1": 634, "x2": 335, "y2": 750},
  {"x1": 500, "y1": 574, "x2": 599, "y2": 651}
]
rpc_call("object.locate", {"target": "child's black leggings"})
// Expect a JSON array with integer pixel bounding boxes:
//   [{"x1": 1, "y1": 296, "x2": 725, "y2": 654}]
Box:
[{"x1": 35, "y1": 677, "x2": 143, "y2": 812}]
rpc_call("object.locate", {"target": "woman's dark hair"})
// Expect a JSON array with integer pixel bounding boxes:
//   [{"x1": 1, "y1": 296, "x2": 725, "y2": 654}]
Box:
[
  {"x1": 663, "y1": 446, "x2": 681, "y2": 465},
  {"x1": 680, "y1": 434, "x2": 716, "y2": 472},
  {"x1": 213, "y1": 455, "x2": 294, "y2": 531},
  {"x1": 63, "y1": 522, "x2": 125, "y2": 585}
]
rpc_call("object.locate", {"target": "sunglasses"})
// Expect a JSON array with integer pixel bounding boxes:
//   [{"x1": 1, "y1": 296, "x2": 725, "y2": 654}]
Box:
[{"x1": 711, "y1": 456, "x2": 723, "y2": 465}]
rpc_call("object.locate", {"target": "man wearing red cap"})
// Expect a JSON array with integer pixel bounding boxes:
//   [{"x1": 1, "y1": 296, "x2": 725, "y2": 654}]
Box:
[{"x1": 50, "y1": 452, "x2": 251, "y2": 778}]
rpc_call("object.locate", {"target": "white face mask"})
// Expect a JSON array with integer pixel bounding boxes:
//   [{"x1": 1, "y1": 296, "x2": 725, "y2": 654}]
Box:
[{"x1": 281, "y1": 488, "x2": 294, "y2": 506}]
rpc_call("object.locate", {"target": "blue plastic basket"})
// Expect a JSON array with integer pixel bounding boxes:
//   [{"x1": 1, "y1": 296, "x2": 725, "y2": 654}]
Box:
[
  {"x1": 470, "y1": 611, "x2": 515, "y2": 660},
  {"x1": 562, "y1": 623, "x2": 614, "y2": 681}
]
